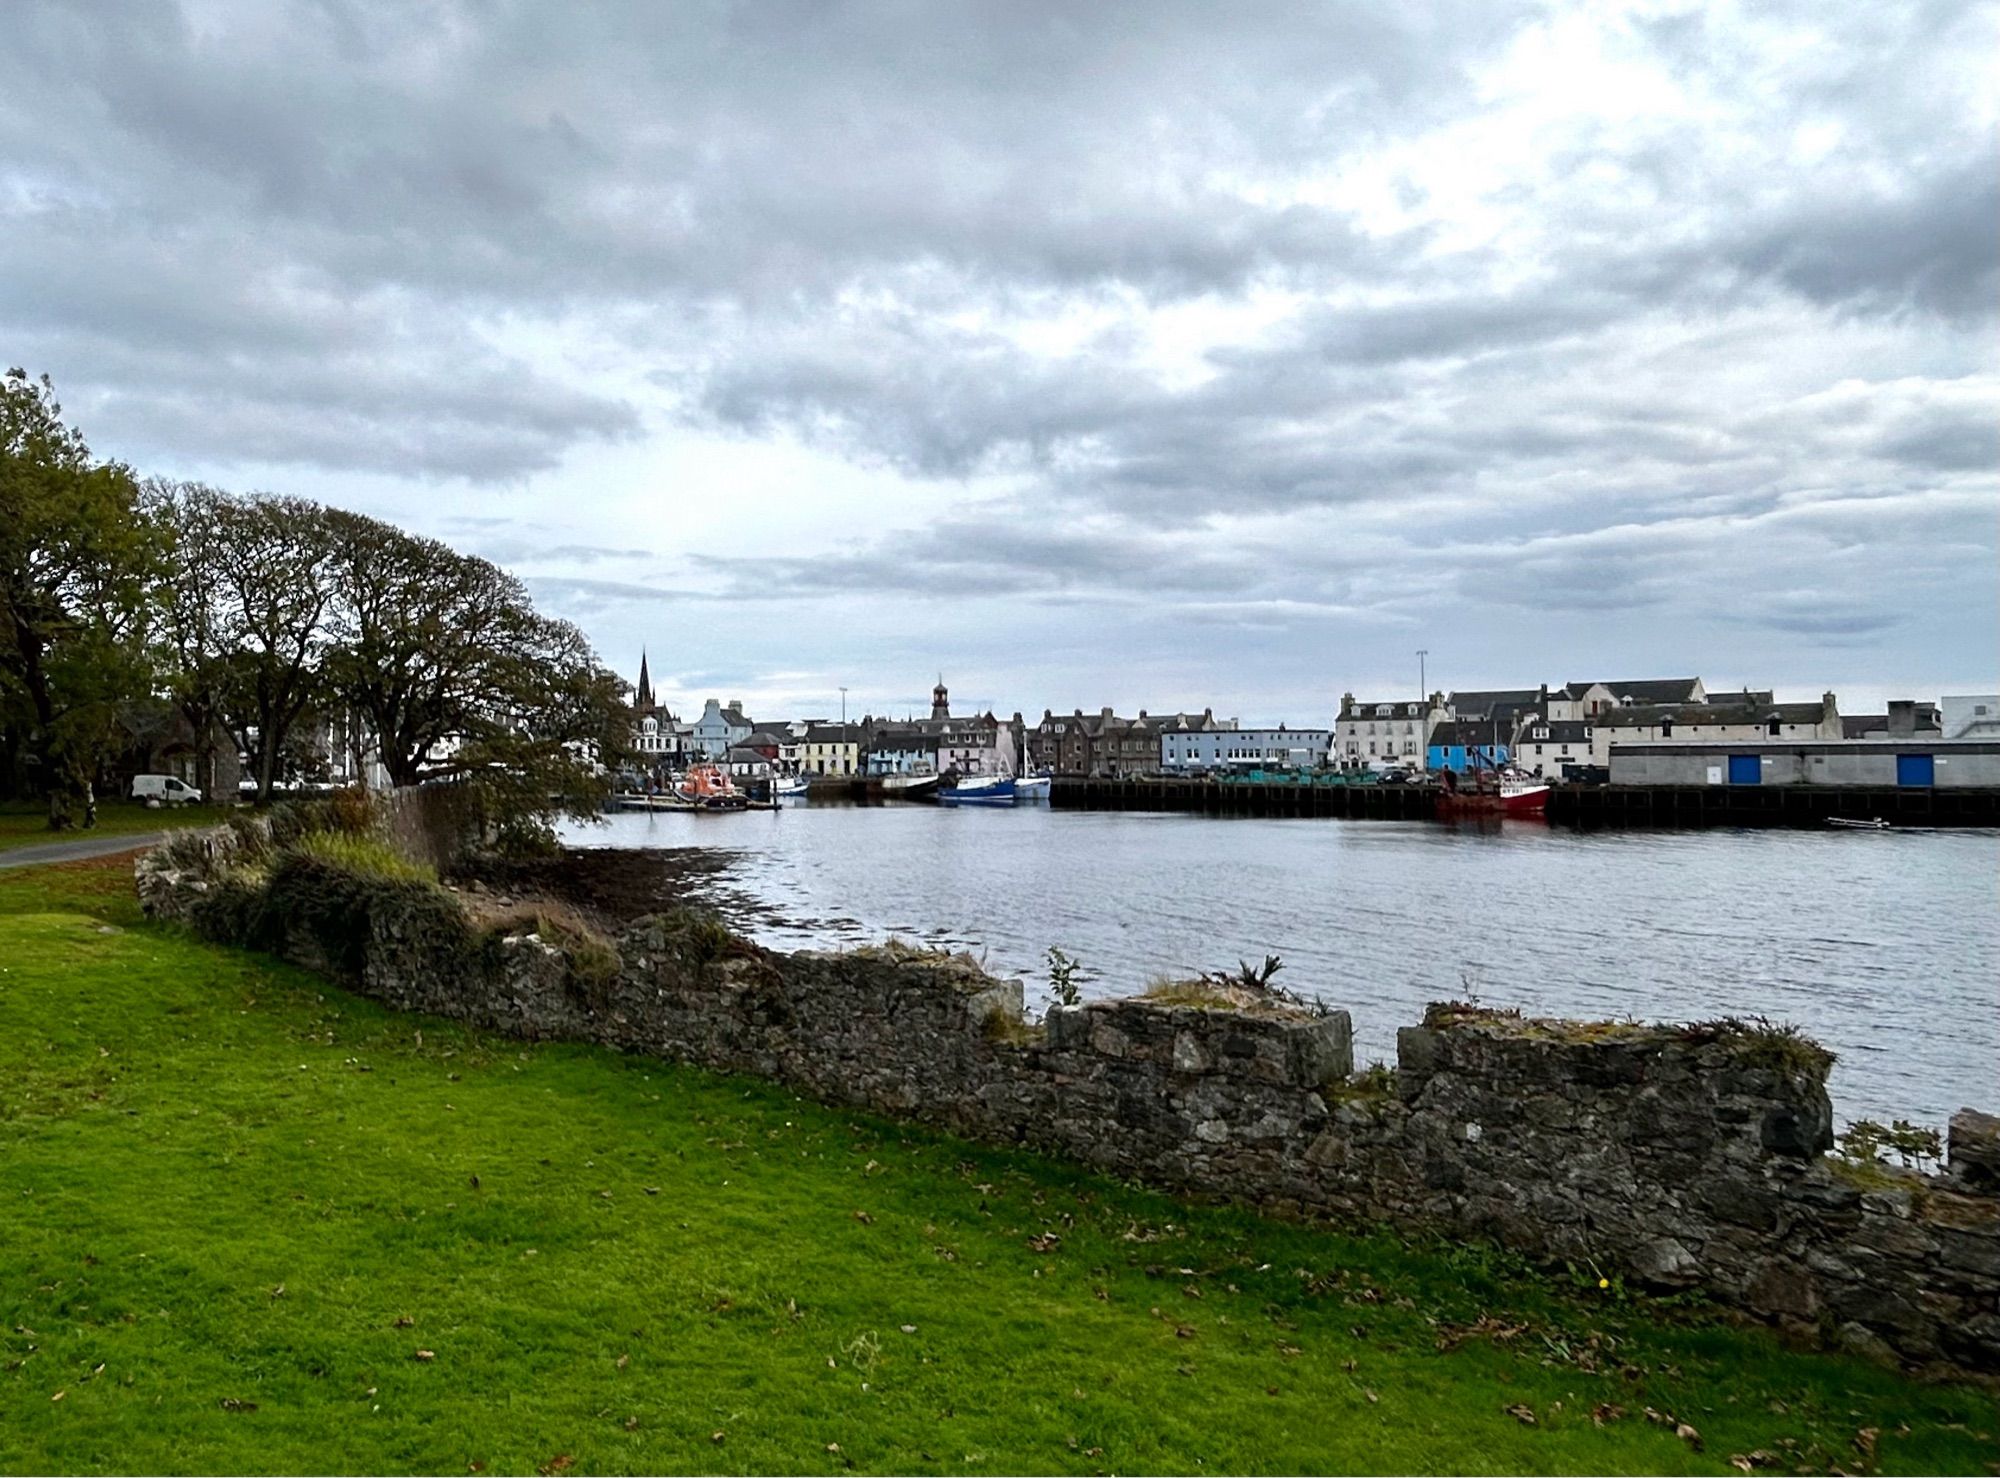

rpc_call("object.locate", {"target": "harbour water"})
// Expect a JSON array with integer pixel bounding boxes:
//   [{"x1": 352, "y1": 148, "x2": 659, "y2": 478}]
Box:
[{"x1": 560, "y1": 806, "x2": 1999, "y2": 1131}]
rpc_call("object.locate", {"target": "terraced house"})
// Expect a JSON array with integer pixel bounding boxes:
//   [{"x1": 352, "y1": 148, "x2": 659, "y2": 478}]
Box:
[{"x1": 1333, "y1": 693, "x2": 1448, "y2": 770}]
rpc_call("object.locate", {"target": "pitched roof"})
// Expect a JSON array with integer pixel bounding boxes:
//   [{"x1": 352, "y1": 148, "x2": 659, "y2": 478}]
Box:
[
  {"x1": 804, "y1": 723, "x2": 864, "y2": 743},
  {"x1": 1585, "y1": 678, "x2": 1705, "y2": 705},
  {"x1": 1518, "y1": 718, "x2": 1592, "y2": 742},
  {"x1": 1447, "y1": 688, "x2": 1540, "y2": 718},
  {"x1": 1601, "y1": 700, "x2": 1826, "y2": 729}
]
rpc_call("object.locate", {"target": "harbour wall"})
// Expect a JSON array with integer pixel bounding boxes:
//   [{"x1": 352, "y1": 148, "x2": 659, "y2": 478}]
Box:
[
  {"x1": 137, "y1": 831, "x2": 2000, "y2": 1376},
  {"x1": 1050, "y1": 778, "x2": 2000, "y2": 828}
]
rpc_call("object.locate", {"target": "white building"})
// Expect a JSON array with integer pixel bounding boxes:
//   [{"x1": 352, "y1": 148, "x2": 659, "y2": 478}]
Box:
[
  {"x1": 1942, "y1": 695, "x2": 2000, "y2": 740},
  {"x1": 1161, "y1": 724, "x2": 1329, "y2": 771},
  {"x1": 1333, "y1": 693, "x2": 1448, "y2": 771},
  {"x1": 690, "y1": 698, "x2": 754, "y2": 759}
]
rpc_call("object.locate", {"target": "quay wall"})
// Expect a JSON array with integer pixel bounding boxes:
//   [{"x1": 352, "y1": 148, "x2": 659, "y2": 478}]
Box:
[
  {"x1": 1051, "y1": 778, "x2": 2000, "y2": 828},
  {"x1": 137, "y1": 831, "x2": 2000, "y2": 1376}
]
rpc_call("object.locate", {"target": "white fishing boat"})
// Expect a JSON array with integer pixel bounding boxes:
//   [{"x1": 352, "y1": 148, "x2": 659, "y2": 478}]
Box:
[
  {"x1": 1011, "y1": 771, "x2": 1052, "y2": 800},
  {"x1": 882, "y1": 767, "x2": 942, "y2": 799}
]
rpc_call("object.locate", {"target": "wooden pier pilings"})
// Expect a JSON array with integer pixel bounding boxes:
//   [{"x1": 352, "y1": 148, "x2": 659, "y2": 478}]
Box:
[
  {"x1": 1050, "y1": 777, "x2": 1437, "y2": 821},
  {"x1": 1050, "y1": 778, "x2": 2000, "y2": 829}
]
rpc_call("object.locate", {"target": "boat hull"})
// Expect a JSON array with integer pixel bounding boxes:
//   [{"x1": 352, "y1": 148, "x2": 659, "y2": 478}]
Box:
[{"x1": 940, "y1": 777, "x2": 1017, "y2": 806}]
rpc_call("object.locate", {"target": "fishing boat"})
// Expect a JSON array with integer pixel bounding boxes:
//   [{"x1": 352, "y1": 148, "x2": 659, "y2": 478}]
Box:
[
  {"x1": 774, "y1": 775, "x2": 810, "y2": 799},
  {"x1": 1011, "y1": 771, "x2": 1053, "y2": 801},
  {"x1": 939, "y1": 775, "x2": 1016, "y2": 806},
  {"x1": 882, "y1": 766, "x2": 942, "y2": 799},
  {"x1": 1434, "y1": 767, "x2": 1550, "y2": 817}
]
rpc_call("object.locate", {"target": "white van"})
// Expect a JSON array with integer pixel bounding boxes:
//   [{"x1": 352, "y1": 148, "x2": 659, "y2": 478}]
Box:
[{"x1": 131, "y1": 774, "x2": 204, "y2": 807}]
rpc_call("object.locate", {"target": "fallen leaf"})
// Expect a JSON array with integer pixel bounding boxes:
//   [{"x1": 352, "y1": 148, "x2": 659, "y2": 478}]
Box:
[
  {"x1": 1592, "y1": 1403, "x2": 1626, "y2": 1427},
  {"x1": 1676, "y1": 1423, "x2": 1705, "y2": 1451},
  {"x1": 852, "y1": 1210, "x2": 873, "y2": 1225},
  {"x1": 826, "y1": 1443, "x2": 842, "y2": 1453},
  {"x1": 51, "y1": 1389, "x2": 66, "y2": 1402},
  {"x1": 623, "y1": 1416, "x2": 640, "y2": 1431},
  {"x1": 393, "y1": 1315, "x2": 414, "y2": 1328},
  {"x1": 1505, "y1": 1404, "x2": 1537, "y2": 1425},
  {"x1": 1174, "y1": 1324, "x2": 1196, "y2": 1339},
  {"x1": 899, "y1": 1325, "x2": 917, "y2": 1334},
  {"x1": 269, "y1": 1284, "x2": 286, "y2": 1299},
  {"x1": 711, "y1": 1430, "x2": 726, "y2": 1443},
  {"x1": 1854, "y1": 1428, "x2": 1880, "y2": 1462},
  {"x1": 1365, "y1": 1389, "x2": 1379, "y2": 1404},
  {"x1": 537, "y1": 1456, "x2": 573, "y2": 1476},
  {"x1": 414, "y1": 1349, "x2": 436, "y2": 1362}
]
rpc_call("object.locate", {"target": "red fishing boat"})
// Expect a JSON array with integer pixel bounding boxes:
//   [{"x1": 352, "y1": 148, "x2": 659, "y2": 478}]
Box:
[{"x1": 1435, "y1": 767, "x2": 1550, "y2": 817}]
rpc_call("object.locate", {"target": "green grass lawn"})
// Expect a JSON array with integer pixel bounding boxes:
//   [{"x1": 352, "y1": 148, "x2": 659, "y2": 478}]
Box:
[
  {"x1": 0, "y1": 801, "x2": 236, "y2": 853},
  {"x1": 2, "y1": 857, "x2": 1994, "y2": 1476}
]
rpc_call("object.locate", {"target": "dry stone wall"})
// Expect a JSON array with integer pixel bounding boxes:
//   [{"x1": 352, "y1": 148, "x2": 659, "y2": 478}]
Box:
[{"x1": 137, "y1": 839, "x2": 2000, "y2": 1376}]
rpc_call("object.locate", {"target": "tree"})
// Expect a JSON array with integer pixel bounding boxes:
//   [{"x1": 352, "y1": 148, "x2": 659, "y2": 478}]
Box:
[
  {"x1": 209, "y1": 494, "x2": 340, "y2": 804},
  {"x1": 0, "y1": 370, "x2": 161, "y2": 829},
  {"x1": 145, "y1": 478, "x2": 239, "y2": 802},
  {"x1": 323, "y1": 508, "x2": 628, "y2": 842}
]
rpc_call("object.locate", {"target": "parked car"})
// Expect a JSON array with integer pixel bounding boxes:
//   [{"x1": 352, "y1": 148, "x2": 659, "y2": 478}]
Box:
[
  {"x1": 1378, "y1": 767, "x2": 1413, "y2": 785},
  {"x1": 131, "y1": 774, "x2": 204, "y2": 807}
]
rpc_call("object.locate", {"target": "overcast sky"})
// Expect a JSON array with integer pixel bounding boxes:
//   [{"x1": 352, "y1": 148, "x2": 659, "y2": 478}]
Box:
[{"x1": 5, "y1": 2, "x2": 1994, "y2": 722}]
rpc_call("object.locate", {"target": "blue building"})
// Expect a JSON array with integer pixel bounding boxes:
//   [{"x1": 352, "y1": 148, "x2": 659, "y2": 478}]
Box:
[{"x1": 1426, "y1": 718, "x2": 1510, "y2": 773}]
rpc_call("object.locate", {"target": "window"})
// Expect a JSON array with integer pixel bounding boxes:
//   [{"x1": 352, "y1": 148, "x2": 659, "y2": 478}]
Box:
[
  {"x1": 1768, "y1": 717, "x2": 1782, "y2": 736},
  {"x1": 1660, "y1": 719, "x2": 1673, "y2": 738}
]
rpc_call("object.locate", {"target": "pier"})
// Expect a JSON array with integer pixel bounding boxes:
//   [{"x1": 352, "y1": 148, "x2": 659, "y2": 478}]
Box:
[{"x1": 1051, "y1": 777, "x2": 2000, "y2": 828}]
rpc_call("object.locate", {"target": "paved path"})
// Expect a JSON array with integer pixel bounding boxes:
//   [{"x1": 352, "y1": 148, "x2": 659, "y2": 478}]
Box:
[{"x1": 0, "y1": 831, "x2": 165, "y2": 870}]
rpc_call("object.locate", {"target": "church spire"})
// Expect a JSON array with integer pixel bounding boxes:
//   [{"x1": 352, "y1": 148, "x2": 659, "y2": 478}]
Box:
[{"x1": 637, "y1": 648, "x2": 654, "y2": 710}]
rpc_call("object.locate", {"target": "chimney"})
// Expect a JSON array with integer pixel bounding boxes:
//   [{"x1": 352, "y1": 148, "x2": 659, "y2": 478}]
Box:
[{"x1": 1886, "y1": 698, "x2": 1914, "y2": 736}]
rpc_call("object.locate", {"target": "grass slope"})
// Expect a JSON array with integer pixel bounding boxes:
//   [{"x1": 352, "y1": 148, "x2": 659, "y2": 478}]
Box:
[
  {"x1": 1, "y1": 856, "x2": 1994, "y2": 1476},
  {"x1": 0, "y1": 801, "x2": 235, "y2": 854}
]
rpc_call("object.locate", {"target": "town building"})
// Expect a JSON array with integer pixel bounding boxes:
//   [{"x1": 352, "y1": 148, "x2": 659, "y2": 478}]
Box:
[
  {"x1": 1159, "y1": 720, "x2": 1325, "y2": 772},
  {"x1": 1841, "y1": 701, "x2": 1942, "y2": 740},
  {"x1": 802, "y1": 722, "x2": 864, "y2": 776},
  {"x1": 1610, "y1": 740, "x2": 2000, "y2": 788},
  {"x1": 1942, "y1": 695, "x2": 2000, "y2": 740},
  {"x1": 1333, "y1": 693, "x2": 1448, "y2": 770},
  {"x1": 1511, "y1": 717, "x2": 1595, "y2": 777},
  {"x1": 1029, "y1": 708, "x2": 1224, "y2": 777},
  {"x1": 629, "y1": 652, "x2": 688, "y2": 775},
  {"x1": 859, "y1": 682, "x2": 1021, "y2": 777},
  {"x1": 723, "y1": 744, "x2": 774, "y2": 785},
  {"x1": 689, "y1": 697, "x2": 754, "y2": 759},
  {"x1": 1426, "y1": 716, "x2": 1514, "y2": 774},
  {"x1": 1592, "y1": 692, "x2": 1843, "y2": 768},
  {"x1": 1548, "y1": 678, "x2": 1707, "y2": 720}
]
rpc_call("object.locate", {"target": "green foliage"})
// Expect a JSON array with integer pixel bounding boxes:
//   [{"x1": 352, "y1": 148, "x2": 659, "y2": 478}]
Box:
[
  {"x1": 1044, "y1": 944, "x2": 1081, "y2": 1009},
  {"x1": 1676, "y1": 1016, "x2": 1836, "y2": 1078},
  {"x1": 1, "y1": 862, "x2": 1995, "y2": 1475},
  {"x1": 482, "y1": 902, "x2": 622, "y2": 989},
  {"x1": 287, "y1": 828, "x2": 438, "y2": 884},
  {"x1": 0, "y1": 369, "x2": 165, "y2": 828},
  {"x1": 1836, "y1": 1118, "x2": 1943, "y2": 1174},
  {"x1": 1326, "y1": 1060, "x2": 1397, "y2": 1104}
]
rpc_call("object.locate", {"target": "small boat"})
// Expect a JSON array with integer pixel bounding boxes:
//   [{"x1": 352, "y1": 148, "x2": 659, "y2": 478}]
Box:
[
  {"x1": 1011, "y1": 771, "x2": 1052, "y2": 800},
  {"x1": 882, "y1": 768, "x2": 942, "y2": 799},
  {"x1": 939, "y1": 775, "x2": 1016, "y2": 806},
  {"x1": 1828, "y1": 817, "x2": 1891, "y2": 831},
  {"x1": 774, "y1": 775, "x2": 810, "y2": 798},
  {"x1": 675, "y1": 764, "x2": 752, "y2": 811}
]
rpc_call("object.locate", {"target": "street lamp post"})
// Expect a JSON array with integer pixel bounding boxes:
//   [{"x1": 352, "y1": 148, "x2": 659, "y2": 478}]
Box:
[{"x1": 1417, "y1": 649, "x2": 1428, "y2": 699}]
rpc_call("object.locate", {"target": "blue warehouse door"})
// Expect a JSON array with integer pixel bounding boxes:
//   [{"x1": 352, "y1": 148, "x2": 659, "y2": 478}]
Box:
[
  {"x1": 1727, "y1": 753, "x2": 1761, "y2": 785},
  {"x1": 1896, "y1": 753, "x2": 1935, "y2": 787}
]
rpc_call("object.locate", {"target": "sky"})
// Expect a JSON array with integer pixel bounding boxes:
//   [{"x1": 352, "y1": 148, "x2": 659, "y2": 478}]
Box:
[{"x1": 3, "y1": 1, "x2": 1995, "y2": 724}]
